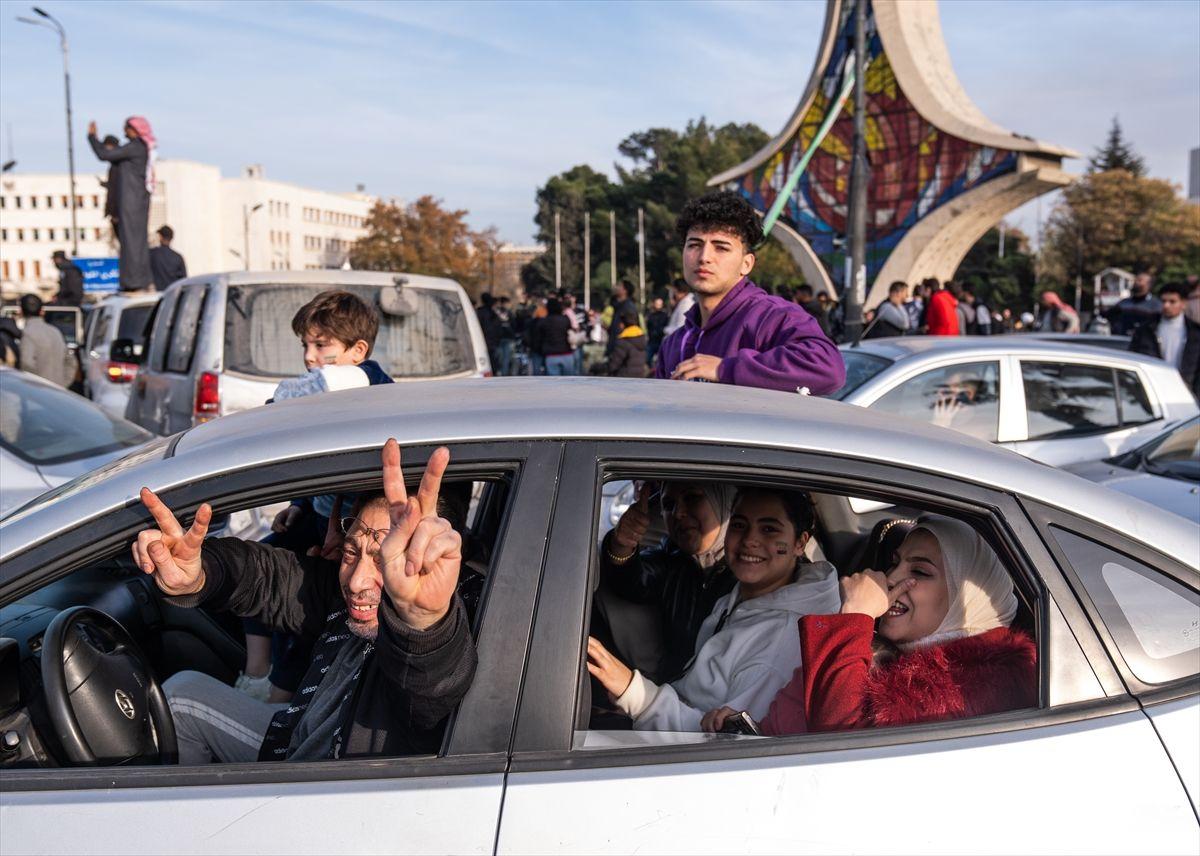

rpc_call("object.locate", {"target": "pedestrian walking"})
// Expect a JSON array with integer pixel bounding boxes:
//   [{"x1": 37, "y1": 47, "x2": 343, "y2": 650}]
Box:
[
  {"x1": 645, "y1": 296, "x2": 669, "y2": 366},
  {"x1": 1129, "y1": 282, "x2": 1200, "y2": 397},
  {"x1": 531, "y1": 297, "x2": 577, "y2": 376},
  {"x1": 149, "y1": 225, "x2": 188, "y2": 290},
  {"x1": 1036, "y1": 290, "x2": 1080, "y2": 334},
  {"x1": 50, "y1": 250, "x2": 84, "y2": 307},
  {"x1": 654, "y1": 191, "x2": 844, "y2": 394},
  {"x1": 16, "y1": 295, "x2": 73, "y2": 387},
  {"x1": 1107, "y1": 272, "x2": 1162, "y2": 336},
  {"x1": 87, "y1": 116, "x2": 156, "y2": 292},
  {"x1": 925, "y1": 279, "x2": 960, "y2": 336}
]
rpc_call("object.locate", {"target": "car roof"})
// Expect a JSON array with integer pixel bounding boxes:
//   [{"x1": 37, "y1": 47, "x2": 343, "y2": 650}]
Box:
[
  {"x1": 165, "y1": 270, "x2": 468, "y2": 293},
  {"x1": 843, "y1": 334, "x2": 1165, "y2": 367},
  {"x1": 2, "y1": 378, "x2": 1194, "y2": 568}
]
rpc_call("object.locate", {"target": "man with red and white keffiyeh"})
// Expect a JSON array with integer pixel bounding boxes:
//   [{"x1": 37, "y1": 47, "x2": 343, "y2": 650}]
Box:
[{"x1": 88, "y1": 115, "x2": 157, "y2": 291}]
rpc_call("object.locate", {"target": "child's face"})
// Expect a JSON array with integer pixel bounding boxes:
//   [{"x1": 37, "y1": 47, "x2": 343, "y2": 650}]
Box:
[{"x1": 301, "y1": 327, "x2": 368, "y2": 370}]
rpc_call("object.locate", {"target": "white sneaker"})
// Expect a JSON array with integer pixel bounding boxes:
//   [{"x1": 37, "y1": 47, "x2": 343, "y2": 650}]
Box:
[{"x1": 234, "y1": 672, "x2": 272, "y2": 702}]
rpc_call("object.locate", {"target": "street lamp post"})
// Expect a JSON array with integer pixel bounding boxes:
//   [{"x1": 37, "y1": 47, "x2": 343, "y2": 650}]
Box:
[
  {"x1": 17, "y1": 7, "x2": 78, "y2": 256},
  {"x1": 243, "y1": 203, "x2": 263, "y2": 270}
]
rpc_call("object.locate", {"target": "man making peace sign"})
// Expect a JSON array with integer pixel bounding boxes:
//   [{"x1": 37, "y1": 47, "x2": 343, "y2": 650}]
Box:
[{"x1": 140, "y1": 440, "x2": 478, "y2": 764}]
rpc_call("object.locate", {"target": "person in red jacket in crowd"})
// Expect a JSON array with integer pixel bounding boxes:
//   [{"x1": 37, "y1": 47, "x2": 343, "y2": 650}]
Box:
[
  {"x1": 924, "y1": 279, "x2": 960, "y2": 336},
  {"x1": 704, "y1": 514, "x2": 1036, "y2": 734}
]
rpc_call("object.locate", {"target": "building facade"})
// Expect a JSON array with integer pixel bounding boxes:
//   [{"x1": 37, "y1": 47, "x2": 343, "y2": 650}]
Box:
[
  {"x1": 490, "y1": 244, "x2": 544, "y2": 300},
  {"x1": 0, "y1": 160, "x2": 377, "y2": 299}
]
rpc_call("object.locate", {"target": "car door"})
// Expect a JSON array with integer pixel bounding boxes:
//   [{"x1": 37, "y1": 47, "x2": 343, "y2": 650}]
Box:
[
  {"x1": 127, "y1": 288, "x2": 177, "y2": 432},
  {"x1": 0, "y1": 440, "x2": 561, "y2": 855},
  {"x1": 1008, "y1": 359, "x2": 1164, "y2": 466},
  {"x1": 497, "y1": 441, "x2": 1199, "y2": 855}
]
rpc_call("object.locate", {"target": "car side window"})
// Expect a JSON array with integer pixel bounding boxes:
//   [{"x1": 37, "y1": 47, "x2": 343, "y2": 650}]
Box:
[
  {"x1": 1022, "y1": 362, "x2": 1119, "y2": 439},
  {"x1": 1050, "y1": 526, "x2": 1198, "y2": 685},
  {"x1": 165, "y1": 285, "x2": 208, "y2": 374},
  {"x1": 1116, "y1": 370, "x2": 1156, "y2": 427},
  {"x1": 85, "y1": 307, "x2": 111, "y2": 352},
  {"x1": 870, "y1": 361, "x2": 1000, "y2": 442},
  {"x1": 148, "y1": 290, "x2": 178, "y2": 372}
]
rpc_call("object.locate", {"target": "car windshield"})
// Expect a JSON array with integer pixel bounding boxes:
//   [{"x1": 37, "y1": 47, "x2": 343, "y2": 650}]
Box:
[
  {"x1": 827, "y1": 350, "x2": 893, "y2": 400},
  {"x1": 224, "y1": 283, "x2": 475, "y2": 379},
  {"x1": 1142, "y1": 418, "x2": 1200, "y2": 482},
  {"x1": 0, "y1": 371, "x2": 153, "y2": 465}
]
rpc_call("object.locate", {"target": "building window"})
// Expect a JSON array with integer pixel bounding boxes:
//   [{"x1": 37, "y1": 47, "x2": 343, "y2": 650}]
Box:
[
  {"x1": 46, "y1": 195, "x2": 54, "y2": 208},
  {"x1": 92, "y1": 195, "x2": 99, "y2": 207},
  {"x1": 0, "y1": 196, "x2": 6, "y2": 209},
  {"x1": 1, "y1": 228, "x2": 6, "y2": 240},
  {"x1": 31, "y1": 229, "x2": 40, "y2": 241},
  {"x1": 18, "y1": 260, "x2": 25, "y2": 278},
  {"x1": 30, "y1": 196, "x2": 38, "y2": 209},
  {"x1": 14, "y1": 196, "x2": 21, "y2": 209},
  {"x1": 16, "y1": 229, "x2": 24, "y2": 241},
  {"x1": 94, "y1": 228, "x2": 102, "y2": 240},
  {"x1": 61, "y1": 195, "x2": 68, "y2": 207},
  {"x1": 1, "y1": 261, "x2": 7, "y2": 279},
  {"x1": 46, "y1": 229, "x2": 54, "y2": 240},
  {"x1": 33, "y1": 260, "x2": 41, "y2": 278}
]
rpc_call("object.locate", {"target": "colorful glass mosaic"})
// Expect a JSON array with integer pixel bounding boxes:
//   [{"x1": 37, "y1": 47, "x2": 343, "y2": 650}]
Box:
[{"x1": 729, "y1": 0, "x2": 1017, "y2": 289}]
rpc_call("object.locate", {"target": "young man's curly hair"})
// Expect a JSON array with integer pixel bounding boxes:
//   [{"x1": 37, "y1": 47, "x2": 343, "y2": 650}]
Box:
[
  {"x1": 291, "y1": 290, "x2": 380, "y2": 356},
  {"x1": 675, "y1": 191, "x2": 764, "y2": 252}
]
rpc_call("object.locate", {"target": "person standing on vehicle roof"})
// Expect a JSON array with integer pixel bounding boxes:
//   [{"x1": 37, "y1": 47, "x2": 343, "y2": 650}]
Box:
[
  {"x1": 50, "y1": 251, "x2": 84, "y2": 307},
  {"x1": 654, "y1": 192, "x2": 844, "y2": 395},
  {"x1": 87, "y1": 116, "x2": 155, "y2": 292}
]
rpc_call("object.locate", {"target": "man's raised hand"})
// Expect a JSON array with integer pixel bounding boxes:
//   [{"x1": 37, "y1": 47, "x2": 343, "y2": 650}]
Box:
[
  {"x1": 378, "y1": 439, "x2": 461, "y2": 631},
  {"x1": 131, "y1": 487, "x2": 211, "y2": 597}
]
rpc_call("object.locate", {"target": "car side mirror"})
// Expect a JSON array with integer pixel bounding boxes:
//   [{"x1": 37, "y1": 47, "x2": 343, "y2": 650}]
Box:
[
  {"x1": 379, "y1": 277, "x2": 417, "y2": 318},
  {"x1": 110, "y1": 337, "x2": 144, "y2": 364}
]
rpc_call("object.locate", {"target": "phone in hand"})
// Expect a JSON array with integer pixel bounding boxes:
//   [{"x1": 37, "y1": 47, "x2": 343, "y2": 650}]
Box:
[{"x1": 719, "y1": 711, "x2": 761, "y2": 736}]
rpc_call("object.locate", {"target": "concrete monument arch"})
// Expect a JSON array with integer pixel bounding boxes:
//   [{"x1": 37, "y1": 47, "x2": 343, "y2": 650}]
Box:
[{"x1": 710, "y1": 0, "x2": 1078, "y2": 306}]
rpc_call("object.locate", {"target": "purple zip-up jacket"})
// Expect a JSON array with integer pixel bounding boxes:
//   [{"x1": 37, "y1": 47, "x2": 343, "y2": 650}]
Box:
[{"x1": 655, "y1": 277, "x2": 845, "y2": 394}]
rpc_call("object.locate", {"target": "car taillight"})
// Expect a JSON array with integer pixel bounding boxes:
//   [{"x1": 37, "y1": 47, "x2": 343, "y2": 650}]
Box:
[
  {"x1": 194, "y1": 371, "x2": 220, "y2": 422},
  {"x1": 104, "y1": 361, "x2": 138, "y2": 384}
]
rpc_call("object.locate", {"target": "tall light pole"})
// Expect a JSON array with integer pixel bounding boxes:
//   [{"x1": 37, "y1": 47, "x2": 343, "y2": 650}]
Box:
[
  {"x1": 637, "y1": 207, "x2": 646, "y2": 308},
  {"x1": 553, "y1": 211, "x2": 562, "y2": 292},
  {"x1": 583, "y1": 211, "x2": 591, "y2": 311},
  {"x1": 844, "y1": 0, "x2": 869, "y2": 343},
  {"x1": 609, "y1": 210, "x2": 617, "y2": 292},
  {"x1": 243, "y1": 203, "x2": 263, "y2": 270},
  {"x1": 18, "y1": 7, "x2": 78, "y2": 256}
]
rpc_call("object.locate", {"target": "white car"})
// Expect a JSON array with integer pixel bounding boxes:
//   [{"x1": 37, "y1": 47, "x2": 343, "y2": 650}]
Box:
[
  {"x1": 0, "y1": 379, "x2": 1196, "y2": 855},
  {"x1": 80, "y1": 292, "x2": 161, "y2": 419},
  {"x1": 0, "y1": 367, "x2": 153, "y2": 518},
  {"x1": 836, "y1": 335, "x2": 1199, "y2": 466}
]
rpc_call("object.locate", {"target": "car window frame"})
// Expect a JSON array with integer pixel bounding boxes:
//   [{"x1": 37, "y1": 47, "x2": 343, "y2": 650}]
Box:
[
  {"x1": 1020, "y1": 498, "x2": 1200, "y2": 705},
  {"x1": 0, "y1": 440, "x2": 561, "y2": 792},
  {"x1": 163, "y1": 283, "x2": 210, "y2": 375},
  {"x1": 507, "y1": 440, "x2": 1128, "y2": 775},
  {"x1": 1013, "y1": 358, "x2": 1164, "y2": 442},
  {"x1": 146, "y1": 289, "x2": 178, "y2": 373}
]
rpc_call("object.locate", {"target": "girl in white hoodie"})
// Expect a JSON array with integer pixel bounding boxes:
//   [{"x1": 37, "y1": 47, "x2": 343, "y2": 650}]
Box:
[{"x1": 588, "y1": 488, "x2": 841, "y2": 733}]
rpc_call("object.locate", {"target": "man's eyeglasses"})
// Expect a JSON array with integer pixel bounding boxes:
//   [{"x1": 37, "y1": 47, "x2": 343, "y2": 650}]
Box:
[{"x1": 339, "y1": 517, "x2": 387, "y2": 546}]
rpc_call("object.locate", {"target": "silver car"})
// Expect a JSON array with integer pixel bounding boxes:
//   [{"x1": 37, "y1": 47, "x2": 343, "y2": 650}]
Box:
[
  {"x1": 836, "y1": 335, "x2": 1199, "y2": 466},
  {"x1": 80, "y1": 292, "x2": 161, "y2": 420},
  {"x1": 1, "y1": 379, "x2": 1196, "y2": 854},
  {"x1": 123, "y1": 270, "x2": 493, "y2": 436},
  {"x1": 0, "y1": 367, "x2": 153, "y2": 518},
  {"x1": 1065, "y1": 416, "x2": 1200, "y2": 523}
]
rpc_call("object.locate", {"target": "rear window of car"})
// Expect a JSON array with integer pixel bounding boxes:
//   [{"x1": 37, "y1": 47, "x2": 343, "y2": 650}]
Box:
[
  {"x1": 223, "y1": 283, "x2": 475, "y2": 379},
  {"x1": 828, "y1": 351, "x2": 893, "y2": 400},
  {"x1": 0, "y1": 371, "x2": 152, "y2": 465},
  {"x1": 117, "y1": 304, "x2": 155, "y2": 342}
]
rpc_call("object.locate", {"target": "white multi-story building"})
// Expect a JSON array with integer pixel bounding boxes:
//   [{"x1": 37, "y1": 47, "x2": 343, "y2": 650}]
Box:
[{"x1": 0, "y1": 160, "x2": 378, "y2": 299}]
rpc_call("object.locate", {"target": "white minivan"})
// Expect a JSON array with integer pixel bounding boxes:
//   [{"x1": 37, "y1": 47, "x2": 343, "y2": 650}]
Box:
[{"x1": 123, "y1": 270, "x2": 491, "y2": 435}]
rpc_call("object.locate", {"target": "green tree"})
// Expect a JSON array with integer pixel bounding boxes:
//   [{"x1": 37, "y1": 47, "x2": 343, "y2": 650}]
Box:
[
  {"x1": 1039, "y1": 171, "x2": 1200, "y2": 295},
  {"x1": 350, "y1": 197, "x2": 498, "y2": 302},
  {"x1": 1088, "y1": 116, "x2": 1147, "y2": 177},
  {"x1": 527, "y1": 118, "x2": 803, "y2": 308},
  {"x1": 954, "y1": 225, "x2": 1037, "y2": 312}
]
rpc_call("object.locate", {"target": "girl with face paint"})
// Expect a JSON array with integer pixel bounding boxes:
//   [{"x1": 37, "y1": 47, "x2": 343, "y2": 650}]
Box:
[
  {"x1": 728, "y1": 514, "x2": 1036, "y2": 736},
  {"x1": 588, "y1": 488, "x2": 842, "y2": 733}
]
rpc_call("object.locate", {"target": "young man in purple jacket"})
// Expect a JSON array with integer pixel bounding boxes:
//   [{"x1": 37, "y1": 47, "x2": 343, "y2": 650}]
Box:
[{"x1": 655, "y1": 192, "x2": 845, "y2": 395}]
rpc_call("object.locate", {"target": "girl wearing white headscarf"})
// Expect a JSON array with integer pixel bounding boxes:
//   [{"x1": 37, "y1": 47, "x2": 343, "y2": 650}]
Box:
[{"x1": 746, "y1": 513, "x2": 1036, "y2": 735}]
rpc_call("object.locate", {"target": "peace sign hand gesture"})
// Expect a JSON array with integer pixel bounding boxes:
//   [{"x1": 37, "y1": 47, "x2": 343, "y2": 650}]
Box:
[
  {"x1": 378, "y1": 439, "x2": 461, "y2": 631},
  {"x1": 132, "y1": 488, "x2": 212, "y2": 597}
]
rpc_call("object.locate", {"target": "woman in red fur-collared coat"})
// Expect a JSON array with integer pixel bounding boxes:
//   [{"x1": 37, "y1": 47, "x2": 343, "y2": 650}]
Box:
[{"x1": 706, "y1": 514, "x2": 1036, "y2": 734}]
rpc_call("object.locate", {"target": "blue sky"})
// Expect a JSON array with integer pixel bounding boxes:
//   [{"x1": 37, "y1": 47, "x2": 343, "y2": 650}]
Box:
[{"x1": 1, "y1": 0, "x2": 1197, "y2": 245}]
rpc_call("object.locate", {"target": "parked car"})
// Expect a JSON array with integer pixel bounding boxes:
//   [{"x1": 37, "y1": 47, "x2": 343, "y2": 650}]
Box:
[
  {"x1": 0, "y1": 367, "x2": 153, "y2": 518},
  {"x1": 833, "y1": 335, "x2": 1199, "y2": 466},
  {"x1": 1, "y1": 378, "x2": 1196, "y2": 854},
  {"x1": 122, "y1": 270, "x2": 492, "y2": 435},
  {"x1": 1064, "y1": 415, "x2": 1200, "y2": 524},
  {"x1": 79, "y1": 292, "x2": 161, "y2": 419}
]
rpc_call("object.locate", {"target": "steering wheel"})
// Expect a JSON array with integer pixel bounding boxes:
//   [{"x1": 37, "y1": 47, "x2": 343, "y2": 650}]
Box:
[{"x1": 40, "y1": 606, "x2": 177, "y2": 765}]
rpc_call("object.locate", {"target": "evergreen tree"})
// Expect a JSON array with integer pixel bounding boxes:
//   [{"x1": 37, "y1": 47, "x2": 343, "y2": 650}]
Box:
[{"x1": 1088, "y1": 116, "x2": 1147, "y2": 177}]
